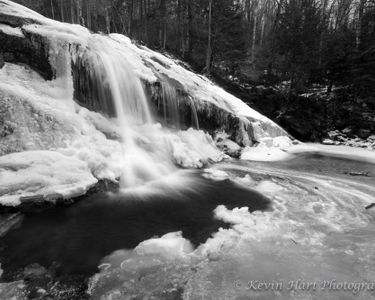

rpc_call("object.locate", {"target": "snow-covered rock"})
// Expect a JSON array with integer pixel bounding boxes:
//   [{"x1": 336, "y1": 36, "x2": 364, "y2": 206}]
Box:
[
  {"x1": 0, "y1": 0, "x2": 292, "y2": 206},
  {"x1": 0, "y1": 150, "x2": 97, "y2": 206},
  {"x1": 0, "y1": 0, "x2": 288, "y2": 145}
]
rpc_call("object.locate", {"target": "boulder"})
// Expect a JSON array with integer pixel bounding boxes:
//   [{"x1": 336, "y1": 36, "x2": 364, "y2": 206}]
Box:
[
  {"x1": 356, "y1": 128, "x2": 371, "y2": 140},
  {"x1": 327, "y1": 130, "x2": 340, "y2": 140},
  {"x1": 341, "y1": 127, "x2": 353, "y2": 136},
  {"x1": 23, "y1": 263, "x2": 47, "y2": 279}
]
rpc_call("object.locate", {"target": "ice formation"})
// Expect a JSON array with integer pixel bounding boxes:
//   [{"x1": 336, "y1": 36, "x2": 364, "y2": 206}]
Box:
[
  {"x1": 0, "y1": 0, "x2": 291, "y2": 204},
  {"x1": 88, "y1": 161, "x2": 375, "y2": 299}
]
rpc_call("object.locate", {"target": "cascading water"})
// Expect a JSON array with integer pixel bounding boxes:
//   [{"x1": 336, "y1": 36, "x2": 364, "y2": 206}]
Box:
[
  {"x1": 160, "y1": 83, "x2": 180, "y2": 128},
  {"x1": 80, "y1": 35, "x2": 178, "y2": 189},
  {"x1": 1, "y1": 2, "x2": 375, "y2": 298},
  {"x1": 157, "y1": 82, "x2": 199, "y2": 130}
]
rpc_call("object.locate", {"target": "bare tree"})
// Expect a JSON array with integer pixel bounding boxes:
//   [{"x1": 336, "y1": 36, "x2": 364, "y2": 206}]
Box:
[
  {"x1": 50, "y1": 0, "x2": 55, "y2": 19},
  {"x1": 205, "y1": 0, "x2": 213, "y2": 74}
]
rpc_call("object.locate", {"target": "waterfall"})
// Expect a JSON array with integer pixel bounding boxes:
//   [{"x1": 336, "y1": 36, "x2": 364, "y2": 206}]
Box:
[
  {"x1": 158, "y1": 82, "x2": 199, "y2": 130},
  {"x1": 78, "y1": 35, "x2": 178, "y2": 189},
  {"x1": 160, "y1": 83, "x2": 180, "y2": 128}
]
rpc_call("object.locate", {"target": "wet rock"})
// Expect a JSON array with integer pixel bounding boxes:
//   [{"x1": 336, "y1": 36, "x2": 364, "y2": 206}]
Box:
[
  {"x1": 0, "y1": 24, "x2": 53, "y2": 80},
  {"x1": 19, "y1": 195, "x2": 56, "y2": 213},
  {"x1": 341, "y1": 126, "x2": 353, "y2": 136},
  {"x1": 343, "y1": 171, "x2": 370, "y2": 177},
  {"x1": 327, "y1": 130, "x2": 340, "y2": 140},
  {"x1": 215, "y1": 134, "x2": 242, "y2": 158},
  {"x1": 23, "y1": 263, "x2": 47, "y2": 279},
  {"x1": 356, "y1": 128, "x2": 371, "y2": 139}
]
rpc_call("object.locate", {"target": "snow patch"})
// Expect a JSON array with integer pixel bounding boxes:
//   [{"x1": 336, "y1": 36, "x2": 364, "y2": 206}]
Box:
[
  {"x1": 0, "y1": 150, "x2": 97, "y2": 206},
  {"x1": 0, "y1": 24, "x2": 24, "y2": 38},
  {"x1": 170, "y1": 129, "x2": 227, "y2": 168},
  {"x1": 287, "y1": 143, "x2": 375, "y2": 163},
  {"x1": 202, "y1": 168, "x2": 230, "y2": 181},
  {"x1": 135, "y1": 232, "x2": 194, "y2": 260}
]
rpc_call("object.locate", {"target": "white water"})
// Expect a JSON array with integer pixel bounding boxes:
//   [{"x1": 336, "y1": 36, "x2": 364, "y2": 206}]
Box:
[{"x1": 81, "y1": 35, "x2": 179, "y2": 189}]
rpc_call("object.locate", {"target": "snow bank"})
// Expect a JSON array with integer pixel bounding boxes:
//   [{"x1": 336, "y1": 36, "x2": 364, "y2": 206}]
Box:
[
  {"x1": 287, "y1": 143, "x2": 375, "y2": 163},
  {"x1": 0, "y1": 23, "x2": 24, "y2": 37},
  {"x1": 0, "y1": 63, "x2": 124, "y2": 205},
  {"x1": 0, "y1": 151, "x2": 97, "y2": 206},
  {"x1": 135, "y1": 232, "x2": 194, "y2": 260},
  {"x1": 171, "y1": 129, "x2": 227, "y2": 168},
  {"x1": 202, "y1": 168, "x2": 230, "y2": 181},
  {"x1": 240, "y1": 136, "x2": 294, "y2": 161},
  {"x1": 0, "y1": 0, "x2": 52, "y2": 25}
]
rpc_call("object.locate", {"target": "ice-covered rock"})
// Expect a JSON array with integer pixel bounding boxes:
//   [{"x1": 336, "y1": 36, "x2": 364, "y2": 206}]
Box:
[
  {"x1": 0, "y1": 150, "x2": 97, "y2": 206},
  {"x1": 0, "y1": 0, "x2": 292, "y2": 205},
  {"x1": 0, "y1": 0, "x2": 288, "y2": 146}
]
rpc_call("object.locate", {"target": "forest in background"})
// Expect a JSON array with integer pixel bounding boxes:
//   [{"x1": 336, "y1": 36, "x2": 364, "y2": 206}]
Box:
[{"x1": 12, "y1": 0, "x2": 375, "y2": 99}]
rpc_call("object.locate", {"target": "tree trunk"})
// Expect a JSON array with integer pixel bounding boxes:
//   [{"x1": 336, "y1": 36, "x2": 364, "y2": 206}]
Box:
[
  {"x1": 318, "y1": 0, "x2": 328, "y2": 67},
  {"x1": 77, "y1": 0, "x2": 83, "y2": 26},
  {"x1": 70, "y1": 0, "x2": 75, "y2": 23},
  {"x1": 59, "y1": 0, "x2": 64, "y2": 22},
  {"x1": 140, "y1": 0, "x2": 144, "y2": 39},
  {"x1": 105, "y1": 7, "x2": 111, "y2": 33},
  {"x1": 128, "y1": 0, "x2": 133, "y2": 36},
  {"x1": 356, "y1": 0, "x2": 366, "y2": 50},
  {"x1": 180, "y1": 0, "x2": 186, "y2": 56},
  {"x1": 251, "y1": 9, "x2": 257, "y2": 67},
  {"x1": 159, "y1": 0, "x2": 166, "y2": 48},
  {"x1": 144, "y1": 0, "x2": 148, "y2": 43},
  {"x1": 50, "y1": 0, "x2": 55, "y2": 19},
  {"x1": 185, "y1": 0, "x2": 192, "y2": 58},
  {"x1": 177, "y1": 0, "x2": 182, "y2": 52},
  {"x1": 163, "y1": 21, "x2": 167, "y2": 49},
  {"x1": 205, "y1": 0, "x2": 213, "y2": 75},
  {"x1": 259, "y1": 14, "x2": 265, "y2": 46}
]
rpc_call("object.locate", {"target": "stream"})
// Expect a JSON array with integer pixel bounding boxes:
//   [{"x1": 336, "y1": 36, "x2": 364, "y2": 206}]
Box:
[{"x1": 1, "y1": 149, "x2": 374, "y2": 299}]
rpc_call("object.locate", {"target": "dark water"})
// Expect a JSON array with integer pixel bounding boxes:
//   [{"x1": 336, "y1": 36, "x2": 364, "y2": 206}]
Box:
[{"x1": 0, "y1": 174, "x2": 270, "y2": 279}]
